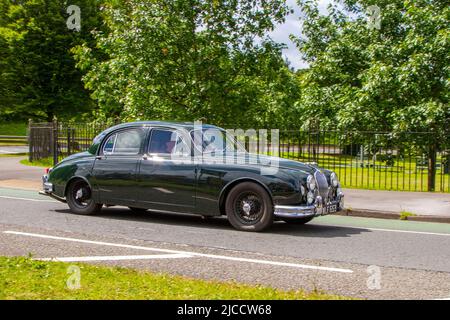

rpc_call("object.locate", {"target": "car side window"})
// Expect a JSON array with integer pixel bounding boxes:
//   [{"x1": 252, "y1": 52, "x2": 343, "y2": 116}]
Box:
[
  {"x1": 103, "y1": 129, "x2": 144, "y2": 155},
  {"x1": 149, "y1": 129, "x2": 185, "y2": 155},
  {"x1": 103, "y1": 134, "x2": 117, "y2": 155}
]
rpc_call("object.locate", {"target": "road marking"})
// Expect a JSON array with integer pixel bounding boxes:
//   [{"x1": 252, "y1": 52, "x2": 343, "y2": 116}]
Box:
[
  {"x1": 0, "y1": 195, "x2": 57, "y2": 203},
  {"x1": 316, "y1": 223, "x2": 450, "y2": 237},
  {"x1": 1, "y1": 193, "x2": 448, "y2": 237},
  {"x1": 4, "y1": 230, "x2": 353, "y2": 273},
  {"x1": 37, "y1": 253, "x2": 193, "y2": 262},
  {"x1": 0, "y1": 150, "x2": 26, "y2": 154}
]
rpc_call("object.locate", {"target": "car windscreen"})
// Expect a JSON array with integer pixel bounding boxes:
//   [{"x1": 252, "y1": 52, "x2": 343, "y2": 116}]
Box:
[{"x1": 190, "y1": 128, "x2": 246, "y2": 154}]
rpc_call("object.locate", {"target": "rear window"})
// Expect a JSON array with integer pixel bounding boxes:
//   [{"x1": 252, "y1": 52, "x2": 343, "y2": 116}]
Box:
[
  {"x1": 103, "y1": 129, "x2": 144, "y2": 155},
  {"x1": 148, "y1": 129, "x2": 184, "y2": 154}
]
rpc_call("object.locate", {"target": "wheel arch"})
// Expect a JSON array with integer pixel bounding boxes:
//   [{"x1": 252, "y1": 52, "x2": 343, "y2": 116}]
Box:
[
  {"x1": 218, "y1": 178, "x2": 273, "y2": 215},
  {"x1": 64, "y1": 176, "x2": 93, "y2": 197}
]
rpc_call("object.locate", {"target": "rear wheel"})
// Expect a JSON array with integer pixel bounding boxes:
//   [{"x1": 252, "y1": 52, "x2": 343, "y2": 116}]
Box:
[
  {"x1": 128, "y1": 207, "x2": 148, "y2": 213},
  {"x1": 282, "y1": 217, "x2": 314, "y2": 225},
  {"x1": 225, "y1": 182, "x2": 273, "y2": 232},
  {"x1": 66, "y1": 180, "x2": 102, "y2": 215}
]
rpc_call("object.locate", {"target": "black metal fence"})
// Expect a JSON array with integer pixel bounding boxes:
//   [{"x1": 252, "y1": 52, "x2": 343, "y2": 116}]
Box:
[
  {"x1": 28, "y1": 121, "x2": 450, "y2": 193},
  {"x1": 28, "y1": 120, "x2": 111, "y2": 165}
]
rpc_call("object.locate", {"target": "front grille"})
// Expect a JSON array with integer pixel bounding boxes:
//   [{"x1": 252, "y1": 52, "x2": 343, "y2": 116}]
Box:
[{"x1": 314, "y1": 171, "x2": 329, "y2": 201}]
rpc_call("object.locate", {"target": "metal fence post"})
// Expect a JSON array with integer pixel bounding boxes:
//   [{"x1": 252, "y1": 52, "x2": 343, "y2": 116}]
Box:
[
  {"x1": 52, "y1": 118, "x2": 58, "y2": 166},
  {"x1": 28, "y1": 119, "x2": 33, "y2": 162},
  {"x1": 67, "y1": 127, "x2": 71, "y2": 156}
]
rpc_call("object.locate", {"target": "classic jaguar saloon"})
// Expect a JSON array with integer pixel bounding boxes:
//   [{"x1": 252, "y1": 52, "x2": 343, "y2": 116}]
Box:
[{"x1": 41, "y1": 121, "x2": 344, "y2": 231}]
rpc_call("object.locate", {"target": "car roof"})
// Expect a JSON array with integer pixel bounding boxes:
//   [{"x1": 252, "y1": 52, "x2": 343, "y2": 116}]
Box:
[{"x1": 102, "y1": 121, "x2": 223, "y2": 135}]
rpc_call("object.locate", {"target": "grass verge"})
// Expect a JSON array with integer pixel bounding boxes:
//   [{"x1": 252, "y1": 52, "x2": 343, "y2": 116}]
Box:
[
  {"x1": 0, "y1": 256, "x2": 347, "y2": 300},
  {"x1": 20, "y1": 157, "x2": 53, "y2": 168},
  {"x1": 399, "y1": 211, "x2": 417, "y2": 221},
  {"x1": 0, "y1": 153, "x2": 27, "y2": 157},
  {"x1": 0, "y1": 122, "x2": 27, "y2": 136}
]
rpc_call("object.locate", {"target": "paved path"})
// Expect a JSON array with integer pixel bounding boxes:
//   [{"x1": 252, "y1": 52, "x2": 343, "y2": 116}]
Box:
[
  {"x1": 0, "y1": 145, "x2": 28, "y2": 154},
  {"x1": 0, "y1": 187, "x2": 450, "y2": 299},
  {"x1": 0, "y1": 156, "x2": 43, "y2": 190},
  {"x1": 344, "y1": 188, "x2": 450, "y2": 217}
]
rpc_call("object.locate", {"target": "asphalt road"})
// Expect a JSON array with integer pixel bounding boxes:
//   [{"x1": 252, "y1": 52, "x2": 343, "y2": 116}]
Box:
[{"x1": 1, "y1": 187, "x2": 450, "y2": 300}]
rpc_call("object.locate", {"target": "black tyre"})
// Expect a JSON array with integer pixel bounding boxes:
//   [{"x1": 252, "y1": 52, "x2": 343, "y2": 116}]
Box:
[
  {"x1": 282, "y1": 216, "x2": 314, "y2": 225},
  {"x1": 66, "y1": 180, "x2": 102, "y2": 215},
  {"x1": 225, "y1": 182, "x2": 273, "y2": 232},
  {"x1": 128, "y1": 207, "x2": 148, "y2": 213}
]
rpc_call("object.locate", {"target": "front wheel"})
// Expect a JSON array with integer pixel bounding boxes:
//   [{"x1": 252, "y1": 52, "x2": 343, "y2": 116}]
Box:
[
  {"x1": 225, "y1": 182, "x2": 273, "y2": 232},
  {"x1": 66, "y1": 180, "x2": 102, "y2": 215}
]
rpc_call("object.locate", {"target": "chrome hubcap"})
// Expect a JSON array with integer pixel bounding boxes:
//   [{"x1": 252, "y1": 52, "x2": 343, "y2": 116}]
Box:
[
  {"x1": 75, "y1": 188, "x2": 83, "y2": 200},
  {"x1": 242, "y1": 202, "x2": 251, "y2": 215}
]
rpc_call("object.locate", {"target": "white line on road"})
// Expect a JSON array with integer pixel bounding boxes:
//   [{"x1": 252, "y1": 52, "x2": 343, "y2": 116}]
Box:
[
  {"x1": 0, "y1": 195, "x2": 57, "y2": 203},
  {"x1": 4, "y1": 230, "x2": 353, "y2": 273},
  {"x1": 2, "y1": 193, "x2": 449, "y2": 237},
  {"x1": 37, "y1": 253, "x2": 193, "y2": 262},
  {"x1": 0, "y1": 150, "x2": 26, "y2": 154}
]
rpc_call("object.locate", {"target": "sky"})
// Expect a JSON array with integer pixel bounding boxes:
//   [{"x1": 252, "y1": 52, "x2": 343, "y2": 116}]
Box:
[{"x1": 269, "y1": 0, "x2": 335, "y2": 70}]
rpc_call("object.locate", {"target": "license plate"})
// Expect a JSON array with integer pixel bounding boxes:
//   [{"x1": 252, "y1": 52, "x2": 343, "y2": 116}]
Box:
[{"x1": 326, "y1": 204, "x2": 337, "y2": 214}]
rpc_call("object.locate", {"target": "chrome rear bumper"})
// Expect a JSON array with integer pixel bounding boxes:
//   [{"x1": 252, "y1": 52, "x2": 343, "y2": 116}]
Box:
[
  {"x1": 42, "y1": 174, "x2": 53, "y2": 193},
  {"x1": 39, "y1": 175, "x2": 66, "y2": 203},
  {"x1": 274, "y1": 194, "x2": 344, "y2": 219}
]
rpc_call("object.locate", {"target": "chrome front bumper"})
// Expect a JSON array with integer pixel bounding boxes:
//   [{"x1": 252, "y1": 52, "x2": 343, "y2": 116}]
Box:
[{"x1": 274, "y1": 194, "x2": 344, "y2": 219}]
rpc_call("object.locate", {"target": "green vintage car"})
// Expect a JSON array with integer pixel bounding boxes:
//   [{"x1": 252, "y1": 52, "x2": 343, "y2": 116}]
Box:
[{"x1": 41, "y1": 121, "x2": 344, "y2": 231}]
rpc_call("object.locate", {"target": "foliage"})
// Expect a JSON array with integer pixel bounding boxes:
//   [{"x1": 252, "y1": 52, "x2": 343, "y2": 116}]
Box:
[
  {"x1": 0, "y1": 0, "x2": 103, "y2": 121},
  {"x1": 73, "y1": 0, "x2": 301, "y2": 128},
  {"x1": 20, "y1": 157, "x2": 53, "y2": 167},
  {"x1": 292, "y1": 0, "x2": 449, "y2": 147}
]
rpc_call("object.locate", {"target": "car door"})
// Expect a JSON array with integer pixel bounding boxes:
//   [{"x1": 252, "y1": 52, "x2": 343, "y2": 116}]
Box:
[
  {"x1": 137, "y1": 127, "x2": 197, "y2": 213},
  {"x1": 92, "y1": 127, "x2": 147, "y2": 206}
]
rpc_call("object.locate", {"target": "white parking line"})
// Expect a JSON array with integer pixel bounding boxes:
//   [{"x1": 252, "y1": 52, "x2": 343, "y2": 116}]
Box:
[
  {"x1": 37, "y1": 253, "x2": 193, "y2": 262},
  {"x1": 0, "y1": 195, "x2": 57, "y2": 203},
  {"x1": 4, "y1": 230, "x2": 353, "y2": 273}
]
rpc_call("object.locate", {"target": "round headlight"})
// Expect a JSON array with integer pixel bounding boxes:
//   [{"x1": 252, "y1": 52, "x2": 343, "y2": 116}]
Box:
[
  {"x1": 307, "y1": 191, "x2": 315, "y2": 204},
  {"x1": 330, "y1": 172, "x2": 339, "y2": 188},
  {"x1": 307, "y1": 175, "x2": 316, "y2": 190}
]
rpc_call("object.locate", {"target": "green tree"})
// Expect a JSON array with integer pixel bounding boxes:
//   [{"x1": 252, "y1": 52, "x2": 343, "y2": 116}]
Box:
[
  {"x1": 0, "y1": 0, "x2": 102, "y2": 121},
  {"x1": 73, "y1": 0, "x2": 299, "y2": 128},
  {"x1": 292, "y1": 0, "x2": 449, "y2": 133},
  {"x1": 292, "y1": 0, "x2": 449, "y2": 190}
]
